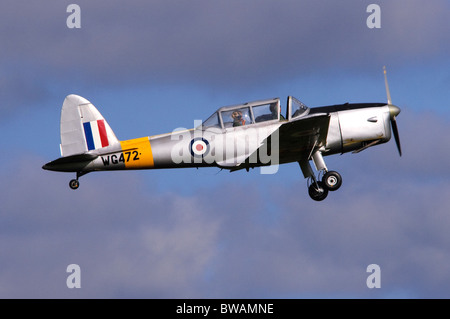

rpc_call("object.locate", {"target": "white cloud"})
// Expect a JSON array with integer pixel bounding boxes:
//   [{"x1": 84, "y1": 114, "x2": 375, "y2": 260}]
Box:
[
  {"x1": 0, "y1": 75, "x2": 449, "y2": 298},
  {"x1": 1, "y1": 0, "x2": 449, "y2": 115},
  {"x1": 0, "y1": 158, "x2": 221, "y2": 298}
]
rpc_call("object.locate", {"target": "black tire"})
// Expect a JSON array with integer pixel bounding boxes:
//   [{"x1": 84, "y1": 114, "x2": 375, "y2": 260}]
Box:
[
  {"x1": 308, "y1": 181, "x2": 328, "y2": 201},
  {"x1": 69, "y1": 179, "x2": 79, "y2": 190},
  {"x1": 323, "y1": 171, "x2": 342, "y2": 191}
]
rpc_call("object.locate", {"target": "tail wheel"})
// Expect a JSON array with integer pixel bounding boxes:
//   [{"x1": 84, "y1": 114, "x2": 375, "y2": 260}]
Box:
[
  {"x1": 69, "y1": 179, "x2": 79, "y2": 190},
  {"x1": 308, "y1": 181, "x2": 328, "y2": 201},
  {"x1": 323, "y1": 171, "x2": 342, "y2": 191}
]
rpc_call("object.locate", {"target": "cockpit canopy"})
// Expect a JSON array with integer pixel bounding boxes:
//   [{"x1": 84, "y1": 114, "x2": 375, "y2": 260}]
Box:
[
  {"x1": 200, "y1": 97, "x2": 310, "y2": 130},
  {"x1": 288, "y1": 96, "x2": 309, "y2": 120}
]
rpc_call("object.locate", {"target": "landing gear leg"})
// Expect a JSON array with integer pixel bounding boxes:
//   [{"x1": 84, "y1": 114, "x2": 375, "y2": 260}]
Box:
[
  {"x1": 299, "y1": 160, "x2": 329, "y2": 201},
  {"x1": 308, "y1": 179, "x2": 328, "y2": 201},
  {"x1": 312, "y1": 150, "x2": 343, "y2": 192},
  {"x1": 299, "y1": 150, "x2": 343, "y2": 201}
]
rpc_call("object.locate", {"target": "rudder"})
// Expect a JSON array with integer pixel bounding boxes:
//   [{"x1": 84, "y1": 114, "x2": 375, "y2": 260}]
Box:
[{"x1": 60, "y1": 94, "x2": 119, "y2": 157}]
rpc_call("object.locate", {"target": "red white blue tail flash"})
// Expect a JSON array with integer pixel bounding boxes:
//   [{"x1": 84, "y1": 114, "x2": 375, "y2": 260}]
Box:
[{"x1": 83, "y1": 119, "x2": 109, "y2": 150}]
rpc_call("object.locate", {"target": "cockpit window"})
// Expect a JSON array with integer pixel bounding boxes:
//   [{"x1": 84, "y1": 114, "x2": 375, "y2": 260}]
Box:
[
  {"x1": 290, "y1": 96, "x2": 309, "y2": 119},
  {"x1": 221, "y1": 107, "x2": 253, "y2": 128},
  {"x1": 254, "y1": 103, "x2": 279, "y2": 123},
  {"x1": 199, "y1": 98, "x2": 282, "y2": 130},
  {"x1": 202, "y1": 112, "x2": 220, "y2": 129}
]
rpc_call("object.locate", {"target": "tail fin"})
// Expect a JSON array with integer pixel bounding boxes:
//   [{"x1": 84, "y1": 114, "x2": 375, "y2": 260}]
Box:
[{"x1": 60, "y1": 94, "x2": 119, "y2": 157}]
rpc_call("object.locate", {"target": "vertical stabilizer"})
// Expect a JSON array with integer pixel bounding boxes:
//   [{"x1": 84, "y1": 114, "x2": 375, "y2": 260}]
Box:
[{"x1": 60, "y1": 94, "x2": 119, "y2": 157}]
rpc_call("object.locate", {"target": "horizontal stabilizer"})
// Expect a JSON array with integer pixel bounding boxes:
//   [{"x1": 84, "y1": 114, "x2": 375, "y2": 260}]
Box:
[
  {"x1": 43, "y1": 153, "x2": 97, "y2": 166},
  {"x1": 42, "y1": 153, "x2": 98, "y2": 172}
]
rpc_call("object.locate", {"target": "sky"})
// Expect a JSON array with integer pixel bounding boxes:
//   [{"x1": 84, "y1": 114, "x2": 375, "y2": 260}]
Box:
[{"x1": 0, "y1": 0, "x2": 449, "y2": 298}]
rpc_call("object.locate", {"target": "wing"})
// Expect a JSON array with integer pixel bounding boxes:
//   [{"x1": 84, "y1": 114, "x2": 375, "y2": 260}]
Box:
[
  {"x1": 277, "y1": 113, "x2": 330, "y2": 164},
  {"x1": 227, "y1": 113, "x2": 330, "y2": 171}
]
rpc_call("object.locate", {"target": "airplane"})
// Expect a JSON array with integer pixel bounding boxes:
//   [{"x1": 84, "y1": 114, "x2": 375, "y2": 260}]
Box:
[{"x1": 43, "y1": 67, "x2": 401, "y2": 201}]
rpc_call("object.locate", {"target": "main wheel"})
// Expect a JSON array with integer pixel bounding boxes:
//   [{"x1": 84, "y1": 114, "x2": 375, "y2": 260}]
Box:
[
  {"x1": 322, "y1": 171, "x2": 342, "y2": 191},
  {"x1": 308, "y1": 181, "x2": 328, "y2": 201},
  {"x1": 69, "y1": 179, "x2": 79, "y2": 190}
]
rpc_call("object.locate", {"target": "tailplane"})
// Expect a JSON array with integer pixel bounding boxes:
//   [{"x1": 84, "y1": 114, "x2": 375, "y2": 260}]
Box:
[{"x1": 60, "y1": 94, "x2": 119, "y2": 157}]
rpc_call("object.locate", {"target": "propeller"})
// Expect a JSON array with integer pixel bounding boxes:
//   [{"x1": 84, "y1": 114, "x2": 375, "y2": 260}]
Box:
[{"x1": 383, "y1": 66, "x2": 402, "y2": 156}]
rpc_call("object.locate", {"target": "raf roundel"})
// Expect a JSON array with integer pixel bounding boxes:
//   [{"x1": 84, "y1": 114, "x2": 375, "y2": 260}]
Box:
[{"x1": 190, "y1": 138, "x2": 210, "y2": 158}]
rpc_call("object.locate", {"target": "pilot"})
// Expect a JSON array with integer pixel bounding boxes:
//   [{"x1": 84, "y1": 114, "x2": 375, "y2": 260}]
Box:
[
  {"x1": 232, "y1": 110, "x2": 246, "y2": 127},
  {"x1": 270, "y1": 103, "x2": 285, "y2": 120}
]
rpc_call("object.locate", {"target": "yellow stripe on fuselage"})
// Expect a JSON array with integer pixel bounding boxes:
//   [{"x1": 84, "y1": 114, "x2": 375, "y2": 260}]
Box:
[{"x1": 120, "y1": 137, "x2": 154, "y2": 169}]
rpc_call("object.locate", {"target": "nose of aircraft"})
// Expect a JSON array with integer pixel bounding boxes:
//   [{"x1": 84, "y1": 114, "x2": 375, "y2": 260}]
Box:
[{"x1": 389, "y1": 105, "x2": 401, "y2": 118}]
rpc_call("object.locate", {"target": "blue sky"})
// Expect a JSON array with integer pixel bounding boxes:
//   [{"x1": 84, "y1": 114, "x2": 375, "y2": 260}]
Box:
[{"x1": 0, "y1": 0, "x2": 449, "y2": 298}]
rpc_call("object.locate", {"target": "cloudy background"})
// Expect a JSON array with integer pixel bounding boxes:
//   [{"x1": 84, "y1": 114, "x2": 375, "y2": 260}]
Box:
[{"x1": 0, "y1": 0, "x2": 449, "y2": 298}]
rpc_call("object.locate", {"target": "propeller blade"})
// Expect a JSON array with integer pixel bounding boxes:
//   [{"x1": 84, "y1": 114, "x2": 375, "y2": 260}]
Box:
[
  {"x1": 383, "y1": 66, "x2": 392, "y2": 105},
  {"x1": 384, "y1": 68, "x2": 402, "y2": 157},
  {"x1": 391, "y1": 116, "x2": 402, "y2": 157}
]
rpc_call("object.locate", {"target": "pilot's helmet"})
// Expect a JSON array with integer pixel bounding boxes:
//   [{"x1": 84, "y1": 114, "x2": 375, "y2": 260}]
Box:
[
  {"x1": 270, "y1": 103, "x2": 278, "y2": 113},
  {"x1": 232, "y1": 110, "x2": 242, "y2": 119}
]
